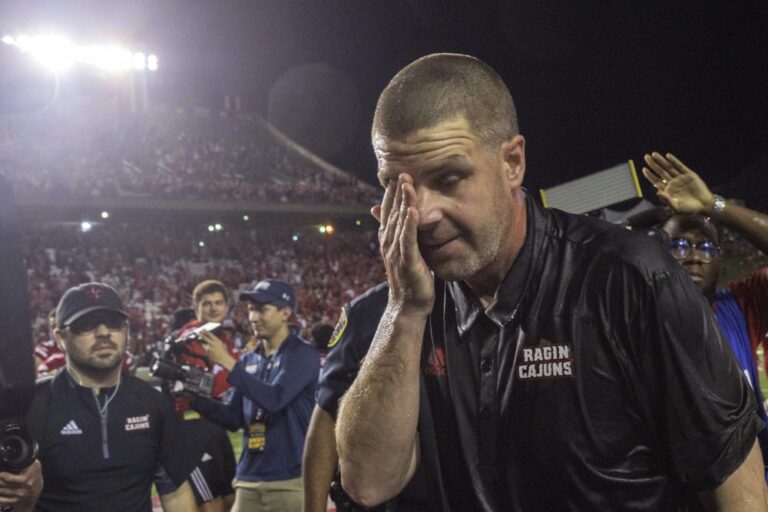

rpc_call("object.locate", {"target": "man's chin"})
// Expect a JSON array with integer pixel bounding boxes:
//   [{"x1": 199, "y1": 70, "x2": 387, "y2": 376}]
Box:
[
  {"x1": 428, "y1": 257, "x2": 477, "y2": 282},
  {"x1": 88, "y1": 355, "x2": 124, "y2": 372}
]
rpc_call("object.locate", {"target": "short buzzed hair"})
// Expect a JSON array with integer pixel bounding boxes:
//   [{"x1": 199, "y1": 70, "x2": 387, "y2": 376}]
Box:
[
  {"x1": 372, "y1": 53, "x2": 519, "y2": 151},
  {"x1": 192, "y1": 279, "x2": 230, "y2": 307}
]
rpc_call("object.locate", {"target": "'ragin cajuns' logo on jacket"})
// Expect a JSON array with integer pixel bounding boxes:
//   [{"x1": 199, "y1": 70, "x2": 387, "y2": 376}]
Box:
[{"x1": 517, "y1": 340, "x2": 573, "y2": 380}]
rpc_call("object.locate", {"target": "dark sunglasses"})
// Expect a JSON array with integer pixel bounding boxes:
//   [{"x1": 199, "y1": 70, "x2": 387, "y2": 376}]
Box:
[
  {"x1": 68, "y1": 311, "x2": 127, "y2": 335},
  {"x1": 669, "y1": 238, "x2": 720, "y2": 262}
]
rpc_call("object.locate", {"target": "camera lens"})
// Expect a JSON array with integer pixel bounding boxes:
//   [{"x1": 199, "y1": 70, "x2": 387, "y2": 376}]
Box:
[
  {"x1": 0, "y1": 436, "x2": 24, "y2": 461},
  {"x1": 0, "y1": 424, "x2": 37, "y2": 471}
]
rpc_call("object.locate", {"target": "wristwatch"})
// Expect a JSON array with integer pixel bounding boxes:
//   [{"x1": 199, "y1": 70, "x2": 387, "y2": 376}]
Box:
[{"x1": 711, "y1": 194, "x2": 726, "y2": 216}]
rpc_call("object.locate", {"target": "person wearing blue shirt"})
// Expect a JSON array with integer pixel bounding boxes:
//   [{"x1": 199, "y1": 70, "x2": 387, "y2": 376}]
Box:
[
  {"x1": 644, "y1": 151, "x2": 768, "y2": 482},
  {"x1": 195, "y1": 278, "x2": 320, "y2": 512}
]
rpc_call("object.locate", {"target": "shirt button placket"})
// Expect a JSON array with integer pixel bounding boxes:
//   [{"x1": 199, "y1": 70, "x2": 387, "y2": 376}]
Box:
[{"x1": 477, "y1": 323, "x2": 499, "y2": 473}]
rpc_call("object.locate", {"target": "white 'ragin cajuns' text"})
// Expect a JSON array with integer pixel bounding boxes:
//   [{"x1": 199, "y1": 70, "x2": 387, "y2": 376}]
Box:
[
  {"x1": 125, "y1": 414, "x2": 151, "y2": 431},
  {"x1": 518, "y1": 344, "x2": 572, "y2": 379}
]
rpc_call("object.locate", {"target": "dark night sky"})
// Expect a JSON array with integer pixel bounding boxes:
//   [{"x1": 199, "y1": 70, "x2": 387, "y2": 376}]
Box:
[{"x1": 2, "y1": 0, "x2": 767, "y2": 196}]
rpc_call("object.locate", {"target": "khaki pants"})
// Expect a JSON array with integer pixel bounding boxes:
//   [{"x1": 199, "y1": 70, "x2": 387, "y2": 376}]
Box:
[{"x1": 231, "y1": 477, "x2": 303, "y2": 512}]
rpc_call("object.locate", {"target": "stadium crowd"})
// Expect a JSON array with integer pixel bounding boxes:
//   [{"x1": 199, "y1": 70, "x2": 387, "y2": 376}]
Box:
[
  {"x1": 0, "y1": 105, "x2": 379, "y2": 205},
  {"x1": 23, "y1": 223, "x2": 384, "y2": 363}
]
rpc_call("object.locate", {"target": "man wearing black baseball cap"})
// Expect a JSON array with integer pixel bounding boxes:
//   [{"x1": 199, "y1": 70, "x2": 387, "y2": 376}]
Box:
[
  {"x1": 24, "y1": 282, "x2": 196, "y2": 512},
  {"x1": 54, "y1": 282, "x2": 131, "y2": 376},
  {"x1": 194, "y1": 278, "x2": 320, "y2": 511}
]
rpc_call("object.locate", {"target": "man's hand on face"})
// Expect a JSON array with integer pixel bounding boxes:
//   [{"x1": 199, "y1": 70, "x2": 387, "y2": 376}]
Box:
[
  {"x1": 0, "y1": 459, "x2": 43, "y2": 508},
  {"x1": 199, "y1": 330, "x2": 237, "y2": 372},
  {"x1": 642, "y1": 152, "x2": 715, "y2": 215},
  {"x1": 372, "y1": 174, "x2": 435, "y2": 317}
]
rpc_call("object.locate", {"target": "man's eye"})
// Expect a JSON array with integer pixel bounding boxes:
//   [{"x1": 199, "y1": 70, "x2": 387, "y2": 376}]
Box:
[{"x1": 437, "y1": 173, "x2": 461, "y2": 187}]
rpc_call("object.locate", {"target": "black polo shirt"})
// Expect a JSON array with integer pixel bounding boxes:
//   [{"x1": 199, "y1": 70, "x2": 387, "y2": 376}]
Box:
[
  {"x1": 28, "y1": 371, "x2": 190, "y2": 512},
  {"x1": 419, "y1": 196, "x2": 762, "y2": 511}
]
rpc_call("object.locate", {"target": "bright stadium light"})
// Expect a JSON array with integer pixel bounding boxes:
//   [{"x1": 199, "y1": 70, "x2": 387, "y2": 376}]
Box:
[
  {"x1": 101, "y1": 211, "x2": 110, "y2": 219},
  {"x1": 80, "y1": 221, "x2": 93, "y2": 233},
  {"x1": 208, "y1": 225, "x2": 215, "y2": 232},
  {"x1": 214, "y1": 223, "x2": 223, "y2": 232},
  {"x1": 133, "y1": 52, "x2": 146, "y2": 70},
  {"x1": 198, "y1": 241, "x2": 205, "y2": 247},
  {"x1": 318, "y1": 226, "x2": 326, "y2": 234},
  {"x1": 325, "y1": 224, "x2": 335, "y2": 234},
  {"x1": 1, "y1": 33, "x2": 159, "y2": 73},
  {"x1": 292, "y1": 235, "x2": 299, "y2": 242},
  {"x1": 355, "y1": 219, "x2": 362, "y2": 226},
  {"x1": 242, "y1": 214, "x2": 250, "y2": 222},
  {"x1": 26, "y1": 34, "x2": 77, "y2": 71}
]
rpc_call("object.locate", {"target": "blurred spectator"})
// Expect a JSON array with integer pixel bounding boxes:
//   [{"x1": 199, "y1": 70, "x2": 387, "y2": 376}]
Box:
[
  {"x1": 156, "y1": 280, "x2": 238, "y2": 512},
  {"x1": 310, "y1": 322, "x2": 334, "y2": 365}
]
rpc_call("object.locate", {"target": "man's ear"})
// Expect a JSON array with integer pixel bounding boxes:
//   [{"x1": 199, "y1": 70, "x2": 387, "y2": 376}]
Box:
[
  {"x1": 500, "y1": 134, "x2": 526, "y2": 187},
  {"x1": 282, "y1": 307, "x2": 293, "y2": 322},
  {"x1": 53, "y1": 327, "x2": 67, "y2": 353}
]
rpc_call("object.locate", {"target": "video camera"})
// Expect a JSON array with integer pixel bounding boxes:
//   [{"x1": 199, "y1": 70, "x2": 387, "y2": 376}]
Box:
[{"x1": 150, "y1": 322, "x2": 220, "y2": 398}]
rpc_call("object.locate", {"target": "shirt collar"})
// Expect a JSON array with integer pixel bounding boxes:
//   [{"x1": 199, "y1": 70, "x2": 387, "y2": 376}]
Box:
[
  {"x1": 449, "y1": 192, "x2": 544, "y2": 336},
  {"x1": 256, "y1": 332, "x2": 298, "y2": 358}
]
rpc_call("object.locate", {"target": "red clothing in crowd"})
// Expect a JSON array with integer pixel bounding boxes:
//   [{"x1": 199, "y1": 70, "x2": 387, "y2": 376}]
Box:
[
  {"x1": 728, "y1": 267, "x2": 768, "y2": 371},
  {"x1": 34, "y1": 338, "x2": 61, "y2": 363}
]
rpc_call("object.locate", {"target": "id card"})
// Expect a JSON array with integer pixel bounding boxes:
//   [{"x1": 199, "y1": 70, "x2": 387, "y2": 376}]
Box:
[{"x1": 248, "y1": 421, "x2": 266, "y2": 452}]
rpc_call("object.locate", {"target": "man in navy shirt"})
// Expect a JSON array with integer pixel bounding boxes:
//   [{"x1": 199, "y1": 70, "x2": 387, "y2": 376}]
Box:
[{"x1": 195, "y1": 278, "x2": 320, "y2": 512}]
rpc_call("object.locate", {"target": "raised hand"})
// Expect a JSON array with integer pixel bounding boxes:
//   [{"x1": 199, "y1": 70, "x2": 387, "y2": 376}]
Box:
[
  {"x1": 642, "y1": 152, "x2": 715, "y2": 214},
  {"x1": 372, "y1": 174, "x2": 434, "y2": 316},
  {"x1": 199, "y1": 329, "x2": 236, "y2": 371}
]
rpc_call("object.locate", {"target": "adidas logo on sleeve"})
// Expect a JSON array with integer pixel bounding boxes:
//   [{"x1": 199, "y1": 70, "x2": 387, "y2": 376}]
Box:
[{"x1": 60, "y1": 420, "x2": 83, "y2": 435}]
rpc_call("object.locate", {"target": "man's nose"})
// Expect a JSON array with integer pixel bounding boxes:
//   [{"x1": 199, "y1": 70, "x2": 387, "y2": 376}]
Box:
[
  {"x1": 414, "y1": 188, "x2": 443, "y2": 230},
  {"x1": 684, "y1": 250, "x2": 705, "y2": 264},
  {"x1": 94, "y1": 323, "x2": 111, "y2": 336}
]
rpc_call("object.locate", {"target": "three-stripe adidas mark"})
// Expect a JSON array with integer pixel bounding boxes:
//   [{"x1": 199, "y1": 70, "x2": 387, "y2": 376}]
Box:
[{"x1": 60, "y1": 420, "x2": 83, "y2": 435}]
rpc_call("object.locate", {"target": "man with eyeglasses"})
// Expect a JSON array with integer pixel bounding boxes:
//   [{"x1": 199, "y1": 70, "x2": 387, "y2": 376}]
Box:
[
  {"x1": 644, "y1": 151, "x2": 768, "y2": 479},
  {"x1": 24, "y1": 282, "x2": 197, "y2": 511}
]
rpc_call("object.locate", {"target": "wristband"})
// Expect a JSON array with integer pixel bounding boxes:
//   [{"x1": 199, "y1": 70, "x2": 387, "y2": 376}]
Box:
[{"x1": 711, "y1": 194, "x2": 726, "y2": 216}]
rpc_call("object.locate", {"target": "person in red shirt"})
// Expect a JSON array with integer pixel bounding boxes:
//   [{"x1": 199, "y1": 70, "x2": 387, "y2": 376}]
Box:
[
  {"x1": 155, "y1": 279, "x2": 238, "y2": 512},
  {"x1": 34, "y1": 309, "x2": 60, "y2": 370}
]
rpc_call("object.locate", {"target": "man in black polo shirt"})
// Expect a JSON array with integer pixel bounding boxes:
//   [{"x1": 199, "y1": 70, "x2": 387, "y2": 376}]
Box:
[
  {"x1": 336, "y1": 53, "x2": 768, "y2": 511},
  {"x1": 26, "y1": 282, "x2": 195, "y2": 512}
]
